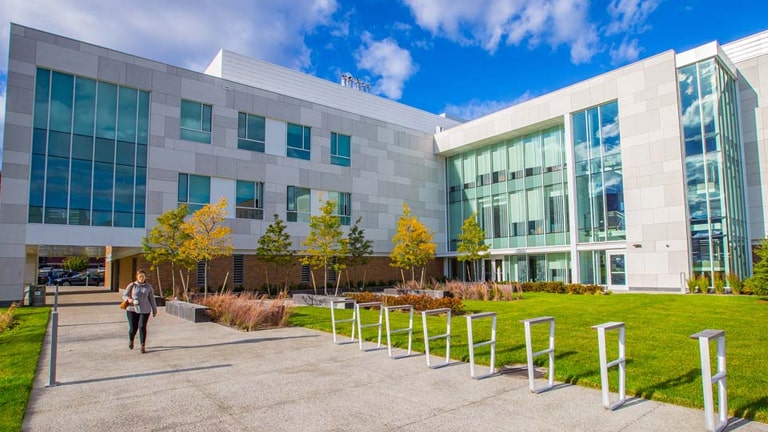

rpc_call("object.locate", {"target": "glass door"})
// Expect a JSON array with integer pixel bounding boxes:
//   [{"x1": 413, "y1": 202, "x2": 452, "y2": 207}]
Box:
[{"x1": 606, "y1": 251, "x2": 627, "y2": 290}]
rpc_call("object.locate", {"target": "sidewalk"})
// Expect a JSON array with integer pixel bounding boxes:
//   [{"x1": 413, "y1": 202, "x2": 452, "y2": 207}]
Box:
[{"x1": 22, "y1": 288, "x2": 768, "y2": 431}]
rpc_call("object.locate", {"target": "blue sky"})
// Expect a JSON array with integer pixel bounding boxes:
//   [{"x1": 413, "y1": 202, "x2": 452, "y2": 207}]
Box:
[{"x1": 1, "y1": 0, "x2": 767, "y2": 162}]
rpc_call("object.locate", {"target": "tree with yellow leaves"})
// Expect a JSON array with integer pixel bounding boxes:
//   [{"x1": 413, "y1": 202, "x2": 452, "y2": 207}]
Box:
[
  {"x1": 457, "y1": 212, "x2": 489, "y2": 281},
  {"x1": 301, "y1": 199, "x2": 349, "y2": 296},
  {"x1": 390, "y1": 203, "x2": 436, "y2": 287},
  {"x1": 180, "y1": 197, "x2": 234, "y2": 297}
]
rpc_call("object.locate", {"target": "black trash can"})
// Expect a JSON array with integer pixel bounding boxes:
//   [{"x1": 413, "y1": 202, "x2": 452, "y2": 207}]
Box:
[{"x1": 25, "y1": 285, "x2": 46, "y2": 306}]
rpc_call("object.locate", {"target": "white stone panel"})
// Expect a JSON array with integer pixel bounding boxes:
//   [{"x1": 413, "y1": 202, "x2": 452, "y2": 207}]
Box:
[{"x1": 265, "y1": 118, "x2": 286, "y2": 156}]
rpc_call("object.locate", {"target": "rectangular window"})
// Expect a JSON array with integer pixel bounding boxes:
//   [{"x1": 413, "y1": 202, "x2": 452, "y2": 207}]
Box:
[
  {"x1": 301, "y1": 264, "x2": 311, "y2": 284},
  {"x1": 180, "y1": 99, "x2": 212, "y2": 144},
  {"x1": 233, "y1": 255, "x2": 244, "y2": 285},
  {"x1": 178, "y1": 173, "x2": 210, "y2": 212},
  {"x1": 330, "y1": 132, "x2": 351, "y2": 166},
  {"x1": 327, "y1": 191, "x2": 352, "y2": 225},
  {"x1": 287, "y1": 186, "x2": 311, "y2": 222},
  {"x1": 237, "y1": 112, "x2": 265, "y2": 152},
  {"x1": 236, "y1": 180, "x2": 264, "y2": 220},
  {"x1": 287, "y1": 123, "x2": 311, "y2": 160}
]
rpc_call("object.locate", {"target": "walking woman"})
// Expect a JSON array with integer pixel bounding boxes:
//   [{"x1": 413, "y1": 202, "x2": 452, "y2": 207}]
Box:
[{"x1": 122, "y1": 269, "x2": 157, "y2": 353}]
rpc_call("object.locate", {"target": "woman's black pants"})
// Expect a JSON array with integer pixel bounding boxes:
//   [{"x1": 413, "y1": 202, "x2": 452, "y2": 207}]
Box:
[{"x1": 127, "y1": 311, "x2": 150, "y2": 344}]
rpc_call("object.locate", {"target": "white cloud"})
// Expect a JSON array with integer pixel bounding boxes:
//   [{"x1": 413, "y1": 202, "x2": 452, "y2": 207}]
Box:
[
  {"x1": 0, "y1": 0, "x2": 339, "y2": 73},
  {"x1": 355, "y1": 34, "x2": 417, "y2": 100},
  {"x1": 403, "y1": 0, "x2": 600, "y2": 63},
  {"x1": 606, "y1": 0, "x2": 659, "y2": 35},
  {"x1": 610, "y1": 37, "x2": 642, "y2": 64},
  {"x1": 443, "y1": 92, "x2": 534, "y2": 121}
]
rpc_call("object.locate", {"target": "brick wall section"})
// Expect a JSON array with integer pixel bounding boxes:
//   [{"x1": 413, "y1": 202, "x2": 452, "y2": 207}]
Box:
[{"x1": 114, "y1": 254, "x2": 445, "y2": 295}]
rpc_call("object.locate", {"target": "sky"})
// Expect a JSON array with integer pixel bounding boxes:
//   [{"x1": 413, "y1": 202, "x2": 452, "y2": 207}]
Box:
[{"x1": 1, "y1": 0, "x2": 767, "y2": 163}]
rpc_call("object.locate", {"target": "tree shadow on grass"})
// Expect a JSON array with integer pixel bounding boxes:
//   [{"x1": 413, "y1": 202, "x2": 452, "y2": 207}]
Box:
[{"x1": 633, "y1": 368, "x2": 699, "y2": 399}]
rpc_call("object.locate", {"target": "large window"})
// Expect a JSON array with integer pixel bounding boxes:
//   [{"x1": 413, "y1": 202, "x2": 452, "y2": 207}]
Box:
[
  {"x1": 287, "y1": 186, "x2": 311, "y2": 222},
  {"x1": 678, "y1": 59, "x2": 748, "y2": 281},
  {"x1": 287, "y1": 123, "x2": 311, "y2": 160},
  {"x1": 331, "y1": 132, "x2": 351, "y2": 166},
  {"x1": 238, "y1": 112, "x2": 265, "y2": 152},
  {"x1": 236, "y1": 180, "x2": 264, "y2": 219},
  {"x1": 180, "y1": 99, "x2": 212, "y2": 144},
  {"x1": 573, "y1": 100, "x2": 624, "y2": 243},
  {"x1": 178, "y1": 174, "x2": 210, "y2": 212},
  {"x1": 29, "y1": 68, "x2": 148, "y2": 228},
  {"x1": 445, "y1": 125, "x2": 567, "y2": 252}
]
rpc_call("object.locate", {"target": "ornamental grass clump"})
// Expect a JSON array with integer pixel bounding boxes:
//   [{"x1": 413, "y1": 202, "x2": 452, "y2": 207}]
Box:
[
  {"x1": 198, "y1": 292, "x2": 293, "y2": 331},
  {"x1": 0, "y1": 303, "x2": 16, "y2": 333}
]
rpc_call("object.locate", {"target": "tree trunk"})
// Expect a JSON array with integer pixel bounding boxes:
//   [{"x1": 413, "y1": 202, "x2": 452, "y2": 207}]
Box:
[
  {"x1": 310, "y1": 270, "x2": 317, "y2": 295},
  {"x1": 264, "y1": 268, "x2": 271, "y2": 297},
  {"x1": 204, "y1": 260, "x2": 209, "y2": 297},
  {"x1": 155, "y1": 266, "x2": 163, "y2": 297}
]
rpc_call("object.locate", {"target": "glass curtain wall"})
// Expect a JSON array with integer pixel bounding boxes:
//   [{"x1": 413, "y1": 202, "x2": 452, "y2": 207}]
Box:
[
  {"x1": 30, "y1": 68, "x2": 149, "y2": 228},
  {"x1": 446, "y1": 125, "x2": 569, "y2": 282},
  {"x1": 573, "y1": 101, "x2": 625, "y2": 243},
  {"x1": 678, "y1": 59, "x2": 748, "y2": 283}
]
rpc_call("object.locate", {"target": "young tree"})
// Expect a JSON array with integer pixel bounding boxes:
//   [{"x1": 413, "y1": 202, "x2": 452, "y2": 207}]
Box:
[
  {"x1": 301, "y1": 199, "x2": 349, "y2": 296},
  {"x1": 142, "y1": 204, "x2": 191, "y2": 298},
  {"x1": 745, "y1": 236, "x2": 768, "y2": 295},
  {"x1": 456, "y1": 213, "x2": 489, "y2": 281},
  {"x1": 346, "y1": 217, "x2": 373, "y2": 290},
  {"x1": 180, "y1": 198, "x2": 234, "y2": 297},
  {"x1": 256, "y1": 214, "x2": 295, "y2": 295},
  {"x1": 390, "y1": 203, "x2": 436, "y2": 287},
  {"x1": 61, "y1": 255, "x2": 89, "y2": 272}
]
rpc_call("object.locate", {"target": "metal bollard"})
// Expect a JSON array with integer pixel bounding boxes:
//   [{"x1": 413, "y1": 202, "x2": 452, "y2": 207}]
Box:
[{"x1": 47, "y1": 285, "x2": 59, "y2": 387}]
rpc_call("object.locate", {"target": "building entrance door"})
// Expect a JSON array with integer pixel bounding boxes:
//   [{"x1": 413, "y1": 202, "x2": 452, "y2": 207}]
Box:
[{"x1": 606, "y1": 251, "x2": 627, "y2": 290}]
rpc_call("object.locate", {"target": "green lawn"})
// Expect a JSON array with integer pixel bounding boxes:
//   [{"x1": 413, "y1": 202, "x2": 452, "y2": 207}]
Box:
[
  {"x1": 0, "y1": 306, "x2": 49, "y2": 432},
  {"x1": 288, "y1": 293, "x2": 768, "y2": 423}
]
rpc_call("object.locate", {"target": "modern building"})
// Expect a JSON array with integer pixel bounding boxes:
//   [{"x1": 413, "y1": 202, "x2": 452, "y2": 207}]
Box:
[{"x1": 1, "y1": 23, "x2": 767, "y2": 304}]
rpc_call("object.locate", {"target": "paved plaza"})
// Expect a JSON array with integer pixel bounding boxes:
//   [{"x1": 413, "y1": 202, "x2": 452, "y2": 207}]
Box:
[{"x1": 22, "y1": 288, "x2": 768, "y2": 431}]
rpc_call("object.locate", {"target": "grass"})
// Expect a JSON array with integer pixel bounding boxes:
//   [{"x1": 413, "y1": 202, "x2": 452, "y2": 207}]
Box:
[
  {"x1": 288, "y1": 292, "x2": 768, "y2": 423},
  {"x1": 0, "y1": 306, "x2": 50, "y2": 432}
]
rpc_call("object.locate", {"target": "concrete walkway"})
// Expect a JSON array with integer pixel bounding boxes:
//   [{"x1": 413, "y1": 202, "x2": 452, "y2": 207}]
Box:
[{"x1": 22, "y1": 288, "x2": 768, "y2": 431}]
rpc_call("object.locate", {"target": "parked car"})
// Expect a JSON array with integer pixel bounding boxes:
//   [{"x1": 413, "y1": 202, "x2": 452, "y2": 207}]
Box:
[
  {"x1": 38, "y1": 269, "x2": 73, "y2": 285},
  {"x1": 52, "y1": 272, "x2": 104, "y2": 286}
]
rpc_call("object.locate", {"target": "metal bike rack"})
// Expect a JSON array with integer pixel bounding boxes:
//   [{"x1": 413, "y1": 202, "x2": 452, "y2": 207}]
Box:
[
  {"x1": 421, "y1": 308, "x2": 452, "y2": 368},
  {"x1": 355, "y1": 302, "x2": 383, "y2": 351},
  {"x1": 385, "y1": 305, "x2": 414, "y2": 359},
  {"x1": 690, "y1": 329, "x2": 728, "y2": 432},
  {"x1": 330, "y1": 299, "x2": 356, "y2": 345},
  {"x1": 466, "y1": 312, "x2": 496, "y2": 379},
  {"x1": 520, "y1": 316, "x2": 555, "y2": 393},
  {"x1": 592, "y1": 322, "x2": 626, "y2": 410}
]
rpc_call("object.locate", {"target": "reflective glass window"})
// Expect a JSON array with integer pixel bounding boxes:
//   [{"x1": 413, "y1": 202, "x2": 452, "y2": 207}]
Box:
[
  {"x1": 117, "y1": 87, "x2": 137, "y2": 142},
  {"x1": 331, "y1": 132, "x2": 351, "y2": 166},
  {"x1": 287, "y1": 123, "x2": 311, "y2": 160},
  {"x1": 287, "y1": 186, "x2": 310, "y2": 222},
  {"x1": 34, "y1": 69, "x2": 50, "y2": 129},
  {"x1": 96, "y1": 82, "x2": 117, "y2": 139},
  {"x1": 50, "y1": 71, "x2": 73, "y2": 133},
  {"x1": 180, "y1": 99, "x2": 212, "y2": 144},
  {"x1": 237, "y1": 112, "x2": 265, "y2": 152},
  {"x1": 73, "y1": 77, "x2": 96, "y2": 136},
  {"x1": 92, "y1": 162, "x2": 114, "y2": 212},
  {"x1": 236, "y1": 180, "x2": 264, "y2": 219}
]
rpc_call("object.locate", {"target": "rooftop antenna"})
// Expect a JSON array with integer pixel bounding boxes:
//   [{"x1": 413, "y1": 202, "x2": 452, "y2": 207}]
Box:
[{"x1": 340, "y1": 73, "x2": 370, "y2": 93}]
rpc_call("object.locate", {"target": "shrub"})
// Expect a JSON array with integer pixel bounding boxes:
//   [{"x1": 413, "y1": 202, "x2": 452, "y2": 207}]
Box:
[
  {"x1": 695, "y1": 275, "x2": 710, "y2": 294},
  {"x1": 0, "y1": 304, "x2": 17, "y2": 334},
  {"x1": 348, "y1": 292, "x2": 464, "y2": 314},
  {"x1": 713, "y1": 275, "x2": 725, "y2": 294},
  {"x1": 197, "y1": 292, "x2": 293, "y2": 331},
  {"x1": 727, "y1": 273, "x2": 742, "y2": 295},
  {"x1": 686, "y1": 276, "x2": 698, "y2": 294}
]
